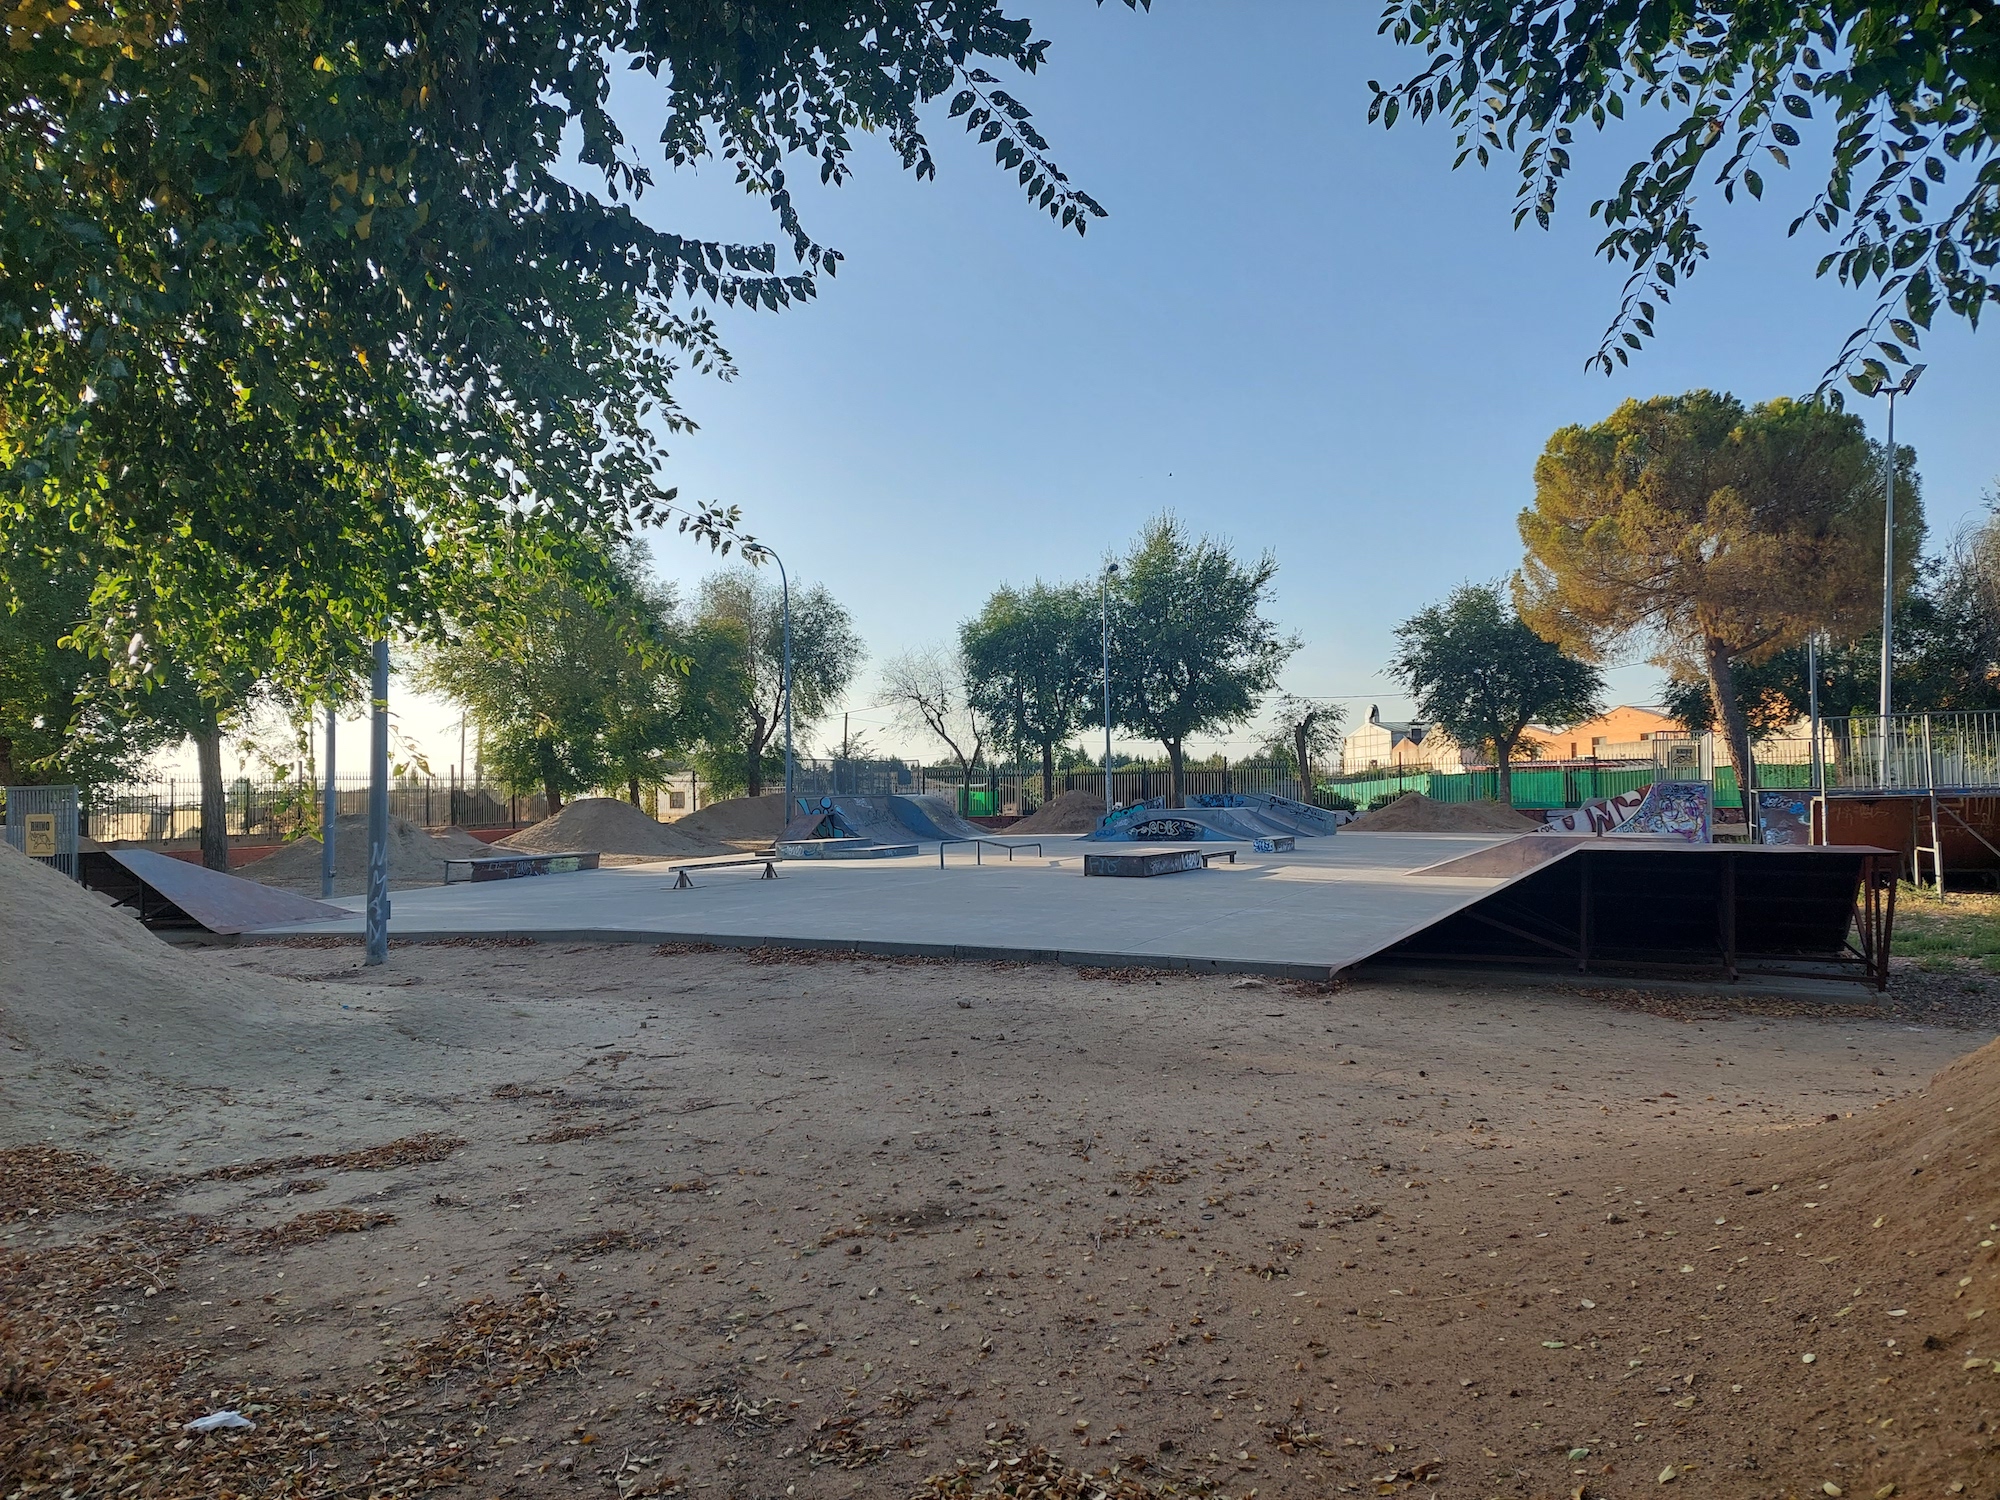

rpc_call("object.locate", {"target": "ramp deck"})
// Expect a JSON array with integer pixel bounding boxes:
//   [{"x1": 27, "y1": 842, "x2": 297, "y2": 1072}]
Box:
[
  {"x1": 243, "y1": 832, "x2": 1898, "y2": 993},
  {"x1": 81, "y1": 848, "x2": 348, "y2": 934}
]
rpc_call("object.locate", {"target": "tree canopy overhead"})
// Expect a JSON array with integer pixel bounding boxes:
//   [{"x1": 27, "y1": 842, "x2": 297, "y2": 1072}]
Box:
[
  {"x1": 1, "y1": 1, "x2": 1135, "y2": 698},
  {"x1": 1371, "y1": 0, "x2": 2000, "y2": 384}
]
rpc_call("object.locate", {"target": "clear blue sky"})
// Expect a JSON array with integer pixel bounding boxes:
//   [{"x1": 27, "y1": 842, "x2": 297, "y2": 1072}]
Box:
[{"x1": 248, "y1": 3, "x2": 2000, "y2": 779}]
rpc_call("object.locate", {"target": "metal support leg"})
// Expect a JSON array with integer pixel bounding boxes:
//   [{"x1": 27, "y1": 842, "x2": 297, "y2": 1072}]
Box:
[
  {"x1": 1719, "y1": 854, "x2": 1738, "y2": 983},
  {"x1": 1576, "y1": 853, "x2": 1591, "y2": 973}
]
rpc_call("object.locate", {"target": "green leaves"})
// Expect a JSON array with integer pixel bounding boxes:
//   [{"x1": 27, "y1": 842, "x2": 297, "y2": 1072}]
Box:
[
  {"x1": 1370, "y1": 0, "x2": 2000, "y2": 384},
  {"x1": 1, "y1": 0, "x2": 1112, "y2": 709},
  {"x1": 1389, "y1": 583, "x2": 1603, "y2": 781}
]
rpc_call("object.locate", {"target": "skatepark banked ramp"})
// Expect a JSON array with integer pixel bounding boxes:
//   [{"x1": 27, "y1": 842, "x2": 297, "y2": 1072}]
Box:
[
  {"x1": 1085, "y1": 793, "x2": 1340, "y2": 843},
  {"x1": 1367, "y1": 840, "x2": 1898, "y2": 990},
  {"x1": 779, "y1": 794, "x2": 990, "y2": 855}
]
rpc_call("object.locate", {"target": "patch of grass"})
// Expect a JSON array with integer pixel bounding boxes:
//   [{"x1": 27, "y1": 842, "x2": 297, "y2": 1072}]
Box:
[{"x1": 1892, "y1": 885, "x2": 2000, "y2": 973}]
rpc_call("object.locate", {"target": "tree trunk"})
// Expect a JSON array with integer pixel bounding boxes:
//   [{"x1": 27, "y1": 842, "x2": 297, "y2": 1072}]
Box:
[
  {"x1": 539, "y1": 743, "x2": 564, "y2": 816},
  {"x1": 1703, "y1": 635, "x2": 1757, "y2": 839},
  {"x1": 1166, "y1": 739, "x2": 1185, "y2": 807},
  {"x1": 628, "y1": 776, "x2": 641, "y2": 807},
  {"x1": 1040, "y1": 741, "x2": 1055, "y2": 804},
  {"x1": 1293, "y1": 723, "x2": 1312, "y2": 801},
  {"x1": 196, "y1": 713, "x2": 229, "y2": 871},
  {"x1": 1493, "y1": 732, "x2": 1515, "y2": 810},
  {"x1": 745, "y1": 722, "x2": 766, "y2": 798}
]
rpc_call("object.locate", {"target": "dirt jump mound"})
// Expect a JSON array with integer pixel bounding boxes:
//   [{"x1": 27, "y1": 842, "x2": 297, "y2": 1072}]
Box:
[
  {"x1": 0, "y1": 843, "x2": 347, "y2": 1135},
  {"x1": 499, "y1": 797, "x2": 721, "y2": 859},
  {"x1": 1343, "y1": 791, "x2": 1538, "y2": 833},
  {"x1": 1009, "y1": 789, "x2": 1106, "y2": 834},
  {"x1": 667, "y1": 793, "x2": 789, "y2": 851},
  {"x1": 248, "y1": 814, "x2": 492, "y2": 897}
]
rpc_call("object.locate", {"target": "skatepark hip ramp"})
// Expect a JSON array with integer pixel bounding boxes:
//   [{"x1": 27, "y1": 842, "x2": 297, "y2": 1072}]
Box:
[
  {"x1": 1084, "y1": 793, "x2": 1339, "y2": 843},
  {"x1": 778, "y1": 794, "x2": 990, "y2": 856}
]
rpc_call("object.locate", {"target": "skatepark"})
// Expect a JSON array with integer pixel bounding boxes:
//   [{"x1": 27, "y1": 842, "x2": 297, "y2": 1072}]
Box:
[{"x1": 184, "y1": 786, "x2": 1895, "y2": 994}]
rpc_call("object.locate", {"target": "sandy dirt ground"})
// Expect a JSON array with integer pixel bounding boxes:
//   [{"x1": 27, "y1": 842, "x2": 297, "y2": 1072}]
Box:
[{"x1": 5, "y1": 939, "x2": 1999, "y2": 1500}]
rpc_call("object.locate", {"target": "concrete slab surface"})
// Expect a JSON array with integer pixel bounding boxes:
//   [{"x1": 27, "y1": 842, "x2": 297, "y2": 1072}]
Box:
[{"x1": 248, "y1": 831, "x2": 1520, "y2": 979}]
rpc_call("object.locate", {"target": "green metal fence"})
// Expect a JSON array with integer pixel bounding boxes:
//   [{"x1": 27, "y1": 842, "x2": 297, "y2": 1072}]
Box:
[{"x1": 1320, "y1": 757, "x2": 1823, "y2": 812}]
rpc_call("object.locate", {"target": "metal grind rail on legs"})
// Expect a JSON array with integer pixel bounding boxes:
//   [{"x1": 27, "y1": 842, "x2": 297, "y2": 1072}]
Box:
[{"x1": 938, "y1": 838, "x2": 1044, "y2": 868}]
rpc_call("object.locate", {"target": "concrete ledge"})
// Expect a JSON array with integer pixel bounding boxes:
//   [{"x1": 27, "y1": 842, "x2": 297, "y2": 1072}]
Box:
[
  {"x1": 1084, "y1": 848, "x2": 1207, "y2": 878},
  {"x1": 775, "y1": 839, "x2": 918, "y2": 860}
]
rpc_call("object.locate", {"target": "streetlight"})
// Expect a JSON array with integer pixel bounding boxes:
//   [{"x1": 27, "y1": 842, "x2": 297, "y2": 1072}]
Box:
[
  {"x1": 1101, "y1": 562, "x2": 1119, "y2": 819},
  {"x1": 1861, "y1": 363, "x2": 1923, "y2": 721},
  {"x1": 747, "y1": 542, "x2": 795, "y2": 810}
]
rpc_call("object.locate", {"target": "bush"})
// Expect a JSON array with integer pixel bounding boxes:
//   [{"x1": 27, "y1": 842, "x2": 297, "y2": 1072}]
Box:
[
  {"x1": 1316, "y1": 790, "x2": 1357, "y2": 812},
  {"x1": 1366, "y1": 791, "x2": 1406, "y2": 812}
]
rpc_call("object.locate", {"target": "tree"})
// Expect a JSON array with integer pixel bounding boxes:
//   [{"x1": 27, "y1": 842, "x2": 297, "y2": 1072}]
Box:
[
  {"x1": 697, "y1": 567, "x2": 863, "y2": 799},
  {"x1": 1390, "y1": 584, "x2": 1604, "y2": 807},
  {"x1": 418, "y1": 544, "x2": 690, "y2": 814},
  {"x1": 881, "y1": 647, "x2": 988, "y2": 796},
  {"x1": 2, "y1": 2, "x2": 1125, "y2": 710},
  {"x1": 1517, "y1": 391, "x2": 1919, "y2": 821},
  {"x1": 603, "y1": 617, "x2": 750, "y2": 808},
  {"x1": 1260, "y1": 696, "x2": 1346, "y2": 797},
  {"x1": 1108, "y1": 515, "x2": 1298, "y2": 806},
  {"x1": 1371, "y1": 1, "x2": 2000, "y2": 382},
  {"x1": 1664, "y1": 527, "x2": 2000, "y2": 731},
  {"x1": 961, "y1": 582, "x2": 1099, "y2": 802},
  {"x1": 0, "y1": 544, "x2": 184, "y2": 791}
]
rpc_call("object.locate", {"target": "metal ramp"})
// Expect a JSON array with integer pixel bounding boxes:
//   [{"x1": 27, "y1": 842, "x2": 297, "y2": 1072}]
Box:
[{"x1": 79, "y1": 848, "x2": 348, "y2": 934}]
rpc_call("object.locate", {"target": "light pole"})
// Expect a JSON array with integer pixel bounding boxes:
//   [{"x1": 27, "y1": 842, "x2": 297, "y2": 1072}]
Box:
[
  {"x1": 749, "y1": 543, "x2": 795, "y2": 810},
  {"x1": 1863, "y1": 364, "x2": 1923, "y2": 721},
  {"x1": 1101, "y1": 562, "x2": 1119, "y2": 819},
  {"x1": 321, "y1": 683, "x2": 337, "y2": 900},
  {"x1": 364, "y1": 639, "x2": 389, "y2": 967}
]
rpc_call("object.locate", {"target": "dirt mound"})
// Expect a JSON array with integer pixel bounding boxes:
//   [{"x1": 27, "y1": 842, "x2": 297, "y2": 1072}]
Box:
[
  {"x1": 1756, "y1": 1034, "x2": 2000, "y2": 1286},
  {"x1": 1009, "y1": 789, "x2": 1106, "y2": 834},
  {"x1": 499, "y1": 797, "x2": 721, "y2": 858},
  {"x1": 247, "y1": 814, "x2": 492, "y2": 897},
  {"x1": 1342, "y1": 791, "x2": 1537, "y2": 833},
  {"x1": 0, "y1": 842, "x2": 341, "y2": 1131},
  {"x1": 669, "y1": 793, "x2": 789, "y2": 851}
]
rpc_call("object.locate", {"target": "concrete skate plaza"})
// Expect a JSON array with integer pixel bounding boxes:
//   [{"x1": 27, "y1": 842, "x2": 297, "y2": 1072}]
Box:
[{"x1": 252, "y1": 831, "x2": 1518, "y2": 979}]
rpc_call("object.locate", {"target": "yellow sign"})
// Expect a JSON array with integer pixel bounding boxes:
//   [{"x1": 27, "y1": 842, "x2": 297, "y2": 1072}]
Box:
[{"x1": 24, "y1": 813, "x2": 57, "y2": 857}]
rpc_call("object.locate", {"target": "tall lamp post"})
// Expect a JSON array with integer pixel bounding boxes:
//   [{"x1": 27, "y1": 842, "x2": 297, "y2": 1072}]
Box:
[
  {"x1": 1101, "y1": 562, "x2": 1119, "y2": 819},
  {"x1": 364, "y1": 639, "x2": 390, "y2": 967},
  {"x1": 749, "y1": 542, "x2": 795, "y2": 811},
  {"x1": 321, "y1": 683, "x2": 338, "y2": 900},
  {"x1": 1863, "y1": 364, "x2": 1923, "y2": 721}
]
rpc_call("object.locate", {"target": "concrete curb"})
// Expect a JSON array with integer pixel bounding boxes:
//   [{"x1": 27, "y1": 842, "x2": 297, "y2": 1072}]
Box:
[{"x1": 237, "y1": 926, "x2": 1343, "y2": 983}]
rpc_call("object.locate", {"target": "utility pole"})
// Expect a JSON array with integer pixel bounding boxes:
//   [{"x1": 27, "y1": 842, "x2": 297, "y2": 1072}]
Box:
[
  {"x1": 1101, "y1": 562, "x2": 1119, "y2": 819},
  {"x1": 365, "y1": 640, "x2": 390, "y2": 966},
  {"x1": 321, "y1": 685, "x2": 337, "y2": 900},
  {"x1": 1866, "y1": 364, "x2": 1924, "y2": 720}
]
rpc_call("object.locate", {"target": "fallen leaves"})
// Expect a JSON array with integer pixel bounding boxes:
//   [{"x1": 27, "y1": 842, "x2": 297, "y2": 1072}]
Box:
[
  {"x1": 805, "y1": 1411, "x2": 886, "y2": 1468},
  {"x1": 0, "y1": 1146, "x2": 164, "y2": 1223},
  {"x1": 659, "y1": 1384, "x2": 794, "y2": 1435},
  {"x1": 231, "y1": 1206, "x2": 395, "y2": 1253},
  {"x1": 912, "y1": 1443, "x2": 1221, "y2": 1498},
  {"x1": 195, "y1": 1131, "x2": 465, "y2": 1182},
  {"x1": 402, "y1": 1290, "x2": 599, "y2": 1401}
]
